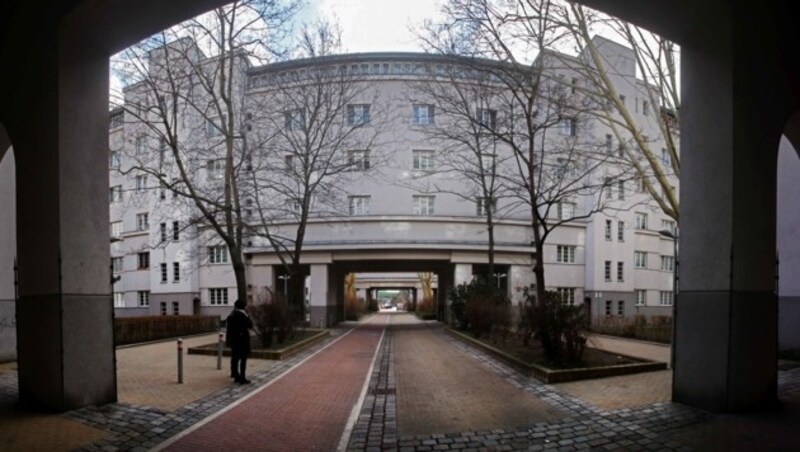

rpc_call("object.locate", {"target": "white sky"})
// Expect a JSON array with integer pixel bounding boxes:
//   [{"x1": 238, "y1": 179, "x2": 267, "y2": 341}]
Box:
[{"x1": 302, "y1": 0, "x2": 444, "y2": 53}]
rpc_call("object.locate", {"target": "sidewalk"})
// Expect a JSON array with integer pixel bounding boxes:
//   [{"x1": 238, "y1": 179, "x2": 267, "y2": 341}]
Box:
[{"x1": 586, "y1": 332, "x2": 671, "y2": 365}]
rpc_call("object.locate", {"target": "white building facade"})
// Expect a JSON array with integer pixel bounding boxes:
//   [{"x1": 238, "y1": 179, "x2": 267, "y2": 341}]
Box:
[{"x1": 108, "y1": 37, "x2": 677, "y2": 327}]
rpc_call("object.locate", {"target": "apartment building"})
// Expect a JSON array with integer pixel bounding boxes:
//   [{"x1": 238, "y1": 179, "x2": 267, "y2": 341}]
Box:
[{"x1": 108, "y1": 36, "x2": 677, "y2": 326}]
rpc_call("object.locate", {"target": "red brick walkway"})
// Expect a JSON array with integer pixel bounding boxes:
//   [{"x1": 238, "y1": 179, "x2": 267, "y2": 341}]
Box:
[{"x1": 162, "y1": 316, "x2": 386, "y2": 451}]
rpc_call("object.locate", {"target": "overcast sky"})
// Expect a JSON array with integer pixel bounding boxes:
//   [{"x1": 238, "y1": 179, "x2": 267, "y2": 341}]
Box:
[{"x1": 302, "y1": 0, "x2": 444, "y2": 53}]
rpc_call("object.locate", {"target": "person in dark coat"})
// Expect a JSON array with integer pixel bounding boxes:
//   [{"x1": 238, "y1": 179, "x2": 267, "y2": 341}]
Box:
[{"x1": 226, "y1": 299, "x2": 253, "y2": 384}]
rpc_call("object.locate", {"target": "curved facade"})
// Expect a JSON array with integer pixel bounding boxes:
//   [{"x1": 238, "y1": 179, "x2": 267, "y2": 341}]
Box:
[{"x1": 109, "y1": 39, "x2": 677, "y2": 326}]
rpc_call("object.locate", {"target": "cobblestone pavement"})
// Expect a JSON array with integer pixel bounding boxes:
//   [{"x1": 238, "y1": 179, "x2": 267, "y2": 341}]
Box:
[
  {"x1": 554, "y1": 370, "x2": 672, "y2": 411},
  {"x1": 350, "y1": 315, "x2": 708, "y2": 451},
  {"x1": 2, "y1": 314, "x2": 800, "y2": 451}
]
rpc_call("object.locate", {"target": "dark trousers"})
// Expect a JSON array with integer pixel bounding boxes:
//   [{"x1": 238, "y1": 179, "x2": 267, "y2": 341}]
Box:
[{"x1": 230, "y1": 347, "x2": 248, "y2": 380}]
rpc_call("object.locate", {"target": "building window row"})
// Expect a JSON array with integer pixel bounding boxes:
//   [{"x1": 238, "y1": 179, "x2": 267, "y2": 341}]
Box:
[
  {"x1": 209, "y1": 245, "x2": 228, "y2": 264},
  {"x1": 556, "y1": 287, "x2": 576, "y2": 305},
  {"x1": 604, "y1": 261, "x2": 624, "y2": 282},
  {"x1": 604, "y1": 300, "x2": 625, "y2": 316},
  {"x1": 210, "y1": 288, "x2": 229, "y2": 305}
]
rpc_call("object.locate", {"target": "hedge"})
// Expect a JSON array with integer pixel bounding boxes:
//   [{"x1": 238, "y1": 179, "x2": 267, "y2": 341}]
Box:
[{"x1": 114, "y1": 315, "x2": 220, "y2": 346}]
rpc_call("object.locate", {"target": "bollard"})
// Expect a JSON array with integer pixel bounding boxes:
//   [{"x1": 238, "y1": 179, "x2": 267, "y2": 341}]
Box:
[
  {"x1": 217, "y1": 330, "x2": 224, "y2": 370},
  {"x1": 177, "y1": 338, "x2": 184, "y2": 384}
]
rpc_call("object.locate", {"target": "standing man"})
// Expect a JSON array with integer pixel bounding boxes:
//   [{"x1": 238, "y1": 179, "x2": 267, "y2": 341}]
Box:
[{"x1": 226, "y1": 299, "x2": 253, "y2": 384}]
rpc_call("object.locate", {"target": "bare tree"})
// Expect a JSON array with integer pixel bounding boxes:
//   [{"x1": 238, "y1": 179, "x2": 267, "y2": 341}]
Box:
[
  {"x1": 406, "y1": 65, "x2": 513, "y2": 280},
  {"x1": 559, "y1": 4, "x2": 680, "y2": 220},
  {"x1": 421, "y1": 0, "x2": 632, "y2": 304},
  {"x1": 111, "y1": 0, "x2": 298, "y2": 304},
  {"x1": 246, "y1": 21, "x2": 386, "y2": 314}
]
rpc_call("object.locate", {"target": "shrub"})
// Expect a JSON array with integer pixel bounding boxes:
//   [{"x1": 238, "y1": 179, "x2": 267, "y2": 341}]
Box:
[
  {"x1": 345, "y1": 296, "x2": 365, "y2": 320},
  {"x1": 247, "y1": 291, "x2": 299, "y2": 348},
  {"x1": 114, "y1": 315, "x2": 218, "y2": 346},
  {"x1": 591, "y1": 314, "x2": 672, "y2": 344},
  {"x1": 450, "y1": 277, "x2": 510, "y2": 340},
  {"x1": 528, "y1": 290, "x2": 588, "y2": 365}
]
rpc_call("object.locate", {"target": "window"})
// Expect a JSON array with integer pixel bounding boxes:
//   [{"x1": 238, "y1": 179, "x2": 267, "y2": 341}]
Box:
[
  {"x1": 661, "y1": 255, "x2": 675, "y2": 272},
  {"x1": 604, "y1": 177, "x2": 613, "y2": 199},
  {"x1": 412, "y1": 150, "x2": 434, "y2": 171},
  {"x1": 288, "y1": 198, "x2": 302, "y2": 215},
  {"x1": 285, "y1": 109, "x2": 305, "y2": 131},
  {"x1": 206, "y1": 117, "x2": 224, "y2": 138},
  {"x1": 604, "y1": 219, "x2": 612, "y2": 240},
  {"x1": 557, "y1": 288, "x2": 576, "y2": 305},
  {"x1": 110, "y1": 185, "x2": 123, "y2": 203},
  {"x1": 207, "y1": 159, "x2": 224, "y2": 180},
  {"x1": 412, "y1": 104, "x2": 435, "y2": 125},
  {"x1": 636, "y1": 290, "x2": 647, "y2": 306},
  {"x1": 208, "y1": 245, "x2": 228, "y2": 264},
  {"x1": 159, "y1": 138, "x2": 166, "y2": 163},
  {"x1": 660, "y1": 291, "x2": 674, "y2": 306},
  {"x1": 171, "y1": 177, "x2": 179, "y2": 198},
  {"x1": 556, "y1": 158, "x2": 577, "y2": 178},
  {"x1": 172, "y1": 221, "x2": 180, "y2": 241},
  {"x1": 643, "y1": 100, "x2": 649, "y2": 116},
  {"x1": 113, "y1": 292, "x2": 125, "y2": 308},
  {"x1": 604, "y1": 261, "x2": 612, "y2": 282},
  {"x1": 110, "y1": 151, "x2": 120, "y2": 169},
  {"x1": 210, "y1": 288, "x2": 229, "y2": 305},
  {"x1": 570, "y1": 77, "x2": 579, "y2": 94},
  {"x1": 637, "y1": 176, "x2": 647, "y2": 193},
  {"x1": 347, "y1": 104, "x2": 371, "y2": 126},
  {"x1": 617, "y1": 300, "x2": 625, "y2": 316},
  {"x1": 661, "y1": 219, "x2": 677, "y2": 235},
  {"x1": 476, "y1": 197, "x2": 497, "y2": 217},
  {"x1": 635, "y1": 212, "x2": 648, "y2": 230},
  {"x1": 135, "y1": 136, "x2": 145, "y2": 153},
  {"x1": 173, "y1": 262, "x2": 180, "y2": 283},
  {"x1": 605, "y1": 134, "x2": 613, "y2": 154},
  {"x1": 619, "y1": 94, "x2": 626, "y2": 105},
  {"x1": 349, "y1": 195, "x2": 370, "y2": 216},
  {"x1": 413, "y1": 195, "x2": 435, "y2": 216},
  {"x1": 111, "y1": 221, "x2": 122, "y2": 238},
  {"x1": 348, "y1": 150, "x2": 370, "y2": 171},
  {"x1": 160, "y1": 223, "x2": 167, "y2": 242},
  {"x1": 112, "y1": 257, "x2": 123, "y2": 274},
  {"x1": 556, "y1": 245, "x2": 576, "y2": 263},
  {"x1": 605, "y1": 300, "x2": 612, "y2": 316},
  {"x1": 480, "y1": 154, "x2": 496, "y2": 173},
  {"x1": 160, "y1": 263, "x2": 167, "y2": 283},
  {"x1": 617, "y1": 262, "x2": 624, "y2": 282},
  {"x1": 136, "y1": 213, "x2": 149, "y2": 231},
  {"x1": 617, "y1": 221, "x2": 625, "y2": 242},
  {"x1": 617, "y1": 143, "x2": 626, "y2": 159},
  {"x1": 617, "y1": 180, "x2": 625, "y2": 200},
  {"x1": 559, "y1": 118, "x2": 576, "y2": 136},
  {"x1": 138, "y1": 291, "x2": 150, "y2": 307},
  {"x1": 558, "y1": 201, "x2": 576, "y2": 220},
  {"x1": 159, "y1": 182, "x2": 166, "y2": 200},
  {"x1": 284, "y1": 155, "x2": 295, "y2": 171},
  {"x1": 172, "y1": 301, "x2": 180, "y2": 316},
  {"x1": 634, "y1": 251, "x2": 647, "y2": 269},
  {"x1": 661, "y1": 148, "x2": 671, "y2": 167},
  {"x1": 160, "y1": 302, "x2": 167, "y2": 316},
  {"x1": 137, "y1": 252, "x2": 150, "y2": 270},
  {"x1": 476, "y1": 108, "x2": 497, "y2": 128}
]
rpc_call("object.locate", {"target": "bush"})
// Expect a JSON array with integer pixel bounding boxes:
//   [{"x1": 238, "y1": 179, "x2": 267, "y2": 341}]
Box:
[
  {"x1": 345, "y1": 296, "x2": 365, "y2": 321},
  {"x1": 591, "y1": 314, "x2": 672, "y2": 344},
  {"x1": 450, "y1": 277, "x2": 510, "y2": 341},
  {"x1": 247, "y1": 291, "x2": 299, "y2": 348},
  {"x1": 114, "y1": 315, "x2": 219, "y2": 346},
  {"x1": 522, "y1": 289, "x2": 588, "y2": 365}
]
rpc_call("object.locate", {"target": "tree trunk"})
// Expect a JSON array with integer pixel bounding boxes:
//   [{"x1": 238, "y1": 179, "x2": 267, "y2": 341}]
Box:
[{"x1": 230, "y1": 249, "x2": 248, "y2": 304}]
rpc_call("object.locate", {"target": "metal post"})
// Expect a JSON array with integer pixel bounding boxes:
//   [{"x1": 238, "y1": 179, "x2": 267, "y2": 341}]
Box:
[
  {"x1": 217, "y1": 330, "x2": 223, "y2": 370},
  {"x1": 177, "y1": 338, "x2": 184, "y2": 384}
]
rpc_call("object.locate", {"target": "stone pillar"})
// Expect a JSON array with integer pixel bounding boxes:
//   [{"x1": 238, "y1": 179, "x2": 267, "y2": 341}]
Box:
[
  {"x1": 777, "y1": 137, "x2": 800, "y2": 351},
  {"x1": 673, "y1": 27, "x2": 779, "y2": 411},
  {"x1": 0, "y1": 145, "x2": 16, "y2": 362},
  {"x1": 10, "y1": 32, "x2": 116, "y2": 410},
  {"x1": 309, "y1": 264, "x2": 329, "y2": 328}
]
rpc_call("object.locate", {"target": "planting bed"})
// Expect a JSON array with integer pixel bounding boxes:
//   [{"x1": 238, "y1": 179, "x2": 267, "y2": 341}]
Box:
[{"x1": 188, "y1": 329, "x2": 328, "y2": 360}]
